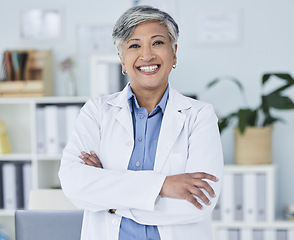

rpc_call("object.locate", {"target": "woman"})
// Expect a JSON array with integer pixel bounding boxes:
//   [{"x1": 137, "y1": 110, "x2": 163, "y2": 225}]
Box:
[{"x1": 59, "y1": 5, "x2": 223, "y2": 240}]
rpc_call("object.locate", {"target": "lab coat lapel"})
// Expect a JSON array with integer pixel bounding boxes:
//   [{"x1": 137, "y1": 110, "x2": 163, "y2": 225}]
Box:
[
  {"x1": 115, "y1": 104, "x2": 133, "y2": 138},
  {"x1": 154, "y1": 88, "x2": 190, "y2": 172},
  {"x1": 108, "y1": 85, "x2": 133, "y2": 140}
]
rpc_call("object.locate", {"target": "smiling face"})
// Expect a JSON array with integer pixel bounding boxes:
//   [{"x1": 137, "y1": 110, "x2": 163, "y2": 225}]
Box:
[{"x1": 119, "y1": 21, "x2": 177, "y2": 95}]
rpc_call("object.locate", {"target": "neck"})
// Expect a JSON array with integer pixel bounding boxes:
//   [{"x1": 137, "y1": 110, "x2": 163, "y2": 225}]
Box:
[{"x1": 131, "y1": 84, "x2": 167, "y2": 114}]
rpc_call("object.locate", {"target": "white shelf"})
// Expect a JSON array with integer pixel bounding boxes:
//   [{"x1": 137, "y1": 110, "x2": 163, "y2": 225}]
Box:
[
  {"x1": 213, "y1": 221, "x2": 294, "y2": 229},
  {"x1": 36, "y1": 154, "x2": 62, "y2": 161},
  {"x1": 0, "y1": 154, "x2": 32, "y2": 161},
  {"x1": 0, "y1": 210, "x2": 15, "y2": 217}
]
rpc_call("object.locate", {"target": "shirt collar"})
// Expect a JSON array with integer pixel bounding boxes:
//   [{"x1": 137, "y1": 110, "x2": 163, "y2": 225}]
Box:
[{"x1": 127, "y1": 84, "x2": 169, "y2": 115}]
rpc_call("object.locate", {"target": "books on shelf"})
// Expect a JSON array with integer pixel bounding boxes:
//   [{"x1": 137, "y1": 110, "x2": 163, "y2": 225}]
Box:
[
  {"x1": 0, "y1": 162, "x2": 32, "y2": 210},
  {"x1": 36, "y1": 104, "x2": 82, "y2": 155},
  {"x1": 0, "y1": 50, "x2": 53, "y2": 97}
]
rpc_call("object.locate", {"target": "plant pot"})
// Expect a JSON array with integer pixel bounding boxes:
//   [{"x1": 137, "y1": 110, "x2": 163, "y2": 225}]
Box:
[{"x1": 234, "y1": 126, "x2": 273, "y2": 165}]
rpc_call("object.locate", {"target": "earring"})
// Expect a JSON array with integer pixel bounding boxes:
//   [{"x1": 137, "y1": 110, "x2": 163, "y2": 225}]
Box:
[
  {"x1": 172, "y1": 65, "x2": 176, "y2": 69},
  {"x1": 122, "y1": 70, "x2": 127, "y2": 75}
]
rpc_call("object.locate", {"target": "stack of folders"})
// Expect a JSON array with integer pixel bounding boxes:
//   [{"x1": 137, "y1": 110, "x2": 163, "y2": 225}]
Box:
[
  {"x1": 0, "y1": 162, "x2": 32, "y2": 210},
  {"x1": 36, "y1": 104, "x2": 82, "y2": 155},
  {"x1": 216, "y1": 228, "x2": 294, "y2": 240},
  {"x1": 212, "y1": 172, "x2": 267, "y2": 222}
]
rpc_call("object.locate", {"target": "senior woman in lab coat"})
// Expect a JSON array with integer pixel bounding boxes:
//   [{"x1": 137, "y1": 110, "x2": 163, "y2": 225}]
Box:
[{"x1": 59, "y1": 5, "x2": 223, "y2": 240}]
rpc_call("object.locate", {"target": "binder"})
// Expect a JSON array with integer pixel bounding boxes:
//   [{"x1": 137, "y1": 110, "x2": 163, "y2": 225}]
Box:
[
  {"x1": 65, "y1": 105, "x2": 80, "y2": 141},
  {"x1": 23, "y1": 163, "x2": 33, "y2": 209},
  {"x1": 15, "y1": 163, "x2": 24, "y2": 209},
  {"x1": 243, "y1": 173, "x2": 257, "y2": 221},
  {"x1": 228, "y1": 229, "x2": 239, "y2": 240},
  {"x1": 36, "y1": 107, "x2": 46, "y2": 154},
  {"x1": 234, "y1": 173, "x2": 243, "y2": 221},
  {"x1": 0, "y1": 164, "x2": 3, "y2": 208},
  {"x1": 217, "y1": 229, "x2": 229, "y2": 240},
  {"x1": 221, "y1": 173, "x2": 234, "y2": 221},
  {"x1": 276, "y1": 230, "x2": 287, "y2": 240},
  {"x1": 264, "y1": 229, "x2": 276, "y2": 240},
  {"x1": 212, "y1": 198, "x2": 221, "y2": 220},
  {"x1": 288, "y1": 229, "x2": 294, "y2": 240},
  {"x1": 240, "y1": 228, "x2": 253, "y2": 240},
  {"x1": 44, "y1": 105, "x2": 59, "y2": 154},
  {"x1": 57, "y1": 106, "x2": 67, "y2": 153},
  {"x1": 253, "y1": 229, "x2": 263, "y2": 240},
  {"x1": 2, "y1": 163, "x2": 17, "y2": 209},
  {"x1": 256, "y1": 173, "x2": 267, "y2": 221}
]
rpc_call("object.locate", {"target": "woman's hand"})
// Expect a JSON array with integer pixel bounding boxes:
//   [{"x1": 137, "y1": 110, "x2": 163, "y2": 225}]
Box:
[
  {"x1": 79, "y1": 151, "x2": 103, "y2": 168},
  {"x1": 159, "y1": 172, "x2": 219, "y2": 210}
]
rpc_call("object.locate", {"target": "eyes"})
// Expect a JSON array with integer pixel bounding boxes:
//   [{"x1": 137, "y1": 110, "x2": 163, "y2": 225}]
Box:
[{"x1": 128, "y1": 40, "x2": 165, "y2": 49}]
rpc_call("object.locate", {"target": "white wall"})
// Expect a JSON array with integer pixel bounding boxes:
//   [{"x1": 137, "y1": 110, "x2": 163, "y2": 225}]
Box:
[{"x1": 1, "y1": 0, "x2": 294, "y2": 218}]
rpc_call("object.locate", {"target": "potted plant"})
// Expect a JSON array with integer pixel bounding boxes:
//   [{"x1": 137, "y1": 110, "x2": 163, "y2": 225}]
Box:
[{"x1": 206, "y1": 73, "x2": 294, "y2": 164}]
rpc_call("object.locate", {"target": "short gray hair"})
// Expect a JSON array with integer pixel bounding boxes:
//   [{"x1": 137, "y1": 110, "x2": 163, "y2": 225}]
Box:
[{"x1": 112, "y1": 5, "x2": 179, "y2": 53}]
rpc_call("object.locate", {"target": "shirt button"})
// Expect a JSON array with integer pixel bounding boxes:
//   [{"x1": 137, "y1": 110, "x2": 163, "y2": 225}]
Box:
[
  {"x1": 140, "y1": 115, "x2": 145, "y2": 119},
  {"x1": 112, "y1": 219, "x2": 119, "y2": 225},
  {"x1": 138, "y1": 137, "x2": 142, "y2": 142},
  {"x1": 135, "y1": 162, "x2": 140, "y2": 167}
]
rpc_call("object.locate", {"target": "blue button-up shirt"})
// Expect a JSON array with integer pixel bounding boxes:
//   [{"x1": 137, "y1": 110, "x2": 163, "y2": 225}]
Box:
[{"x1": 118, "y1": 85, "x2": 169, "y2": 240}]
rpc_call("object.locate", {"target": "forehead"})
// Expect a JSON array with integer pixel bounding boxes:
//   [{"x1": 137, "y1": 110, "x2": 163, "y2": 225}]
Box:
[{"x1": 129, "y1": 21, "x2": 169, "y2": 39}]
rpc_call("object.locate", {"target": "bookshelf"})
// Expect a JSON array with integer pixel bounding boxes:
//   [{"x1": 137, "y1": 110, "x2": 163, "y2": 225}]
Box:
[
  {"x1": 0, "y1": 96, "x2": 88, "y2": 240},
  {"x1": 0, "y1": 50, "x2": 54, "y2": 97},
  {"x1": 212, "y1": 165, "x2": 294, "y2": 240}
]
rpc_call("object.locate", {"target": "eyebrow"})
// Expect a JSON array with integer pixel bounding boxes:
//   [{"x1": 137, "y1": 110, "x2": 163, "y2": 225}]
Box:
[{"x1": 127, "y1": 34, "x2": 166, "y2": 44}]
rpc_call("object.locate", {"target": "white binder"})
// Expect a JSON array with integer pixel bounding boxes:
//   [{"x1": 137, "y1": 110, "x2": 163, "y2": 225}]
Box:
[{"x1": 221, "y1": 173, "x2": 234, "y2": 221}]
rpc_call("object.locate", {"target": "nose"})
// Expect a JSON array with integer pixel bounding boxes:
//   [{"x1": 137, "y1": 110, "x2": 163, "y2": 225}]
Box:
[{"x1": 140, "y1": 45, "x2": 155, "y2": 61}]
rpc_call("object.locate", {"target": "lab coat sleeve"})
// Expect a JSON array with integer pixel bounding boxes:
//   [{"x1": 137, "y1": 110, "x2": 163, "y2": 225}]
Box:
[
  {"x1": 58, "y1": 99, "x2": 166, "y2": 212},
  {"x1": 115, "y1": 104, "x2": 224, "y2": 225}
]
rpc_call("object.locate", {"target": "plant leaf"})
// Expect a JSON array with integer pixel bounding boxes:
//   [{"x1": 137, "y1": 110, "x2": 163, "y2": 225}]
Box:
[
  {"x1": 262, "y1": 73, "x2": 294, "y2": 85},
  {"x1": 237, "y1": 109, "x2": 251, "y2": 134},
  {"x1": 247, "y1": 109, "x2": 258, "y2": 126},
  {"x1": 263, "y1": 93, "x2": 294, "y2": 109},
  {"x1": 206, "y1": 76, "x2": 245, "y2": 94}
]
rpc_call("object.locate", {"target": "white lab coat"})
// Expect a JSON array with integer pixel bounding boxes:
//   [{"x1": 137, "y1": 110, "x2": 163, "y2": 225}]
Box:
[{"x1": 59, "y1": 85, "x2": 224, "y2": 240}]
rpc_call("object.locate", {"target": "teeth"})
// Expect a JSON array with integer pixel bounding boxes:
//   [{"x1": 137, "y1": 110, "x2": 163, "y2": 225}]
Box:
[{"x1": 139, "y1": 65, "x2": 159, "y2": 72}]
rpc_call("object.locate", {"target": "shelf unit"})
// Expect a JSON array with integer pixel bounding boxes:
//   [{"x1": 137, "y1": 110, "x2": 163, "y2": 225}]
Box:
[
  {"x1": 212, "y1": 164, "x2": 294, "y2": 240},
  {"x1": 0, "y1": 96, "x2": 88, "y2": 240}
]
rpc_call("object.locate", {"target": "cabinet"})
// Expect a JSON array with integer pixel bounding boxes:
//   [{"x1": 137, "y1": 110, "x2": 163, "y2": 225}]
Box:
[
  {"x1": 0, "y1": 50, "x2": 54, "y2": 97},
  {"x1": 0, "y1": 96, "x2": 88, "y2": 240},
  {"x1": 212, "y1": 165, "x2": 294, "y2": 240}
]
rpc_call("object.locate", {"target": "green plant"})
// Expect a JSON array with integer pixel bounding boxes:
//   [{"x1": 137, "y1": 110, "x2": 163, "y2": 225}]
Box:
[{"x1": 206, "y1": 73, "x2": 294, "y2": 134}]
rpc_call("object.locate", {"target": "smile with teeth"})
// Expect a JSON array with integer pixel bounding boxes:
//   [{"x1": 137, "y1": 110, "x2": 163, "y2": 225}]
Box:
[{"x1": 138, "y1": 65, "x2": 160, "y2": 72}]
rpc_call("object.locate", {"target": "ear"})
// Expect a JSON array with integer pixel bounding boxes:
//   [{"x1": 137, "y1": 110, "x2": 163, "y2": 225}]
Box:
[
  {"x1": 173, "y1": 44, "x2": 178, "y2": 65},
  {"x1": 118, "y1": 53, "x2": 126, "y2": 70}
]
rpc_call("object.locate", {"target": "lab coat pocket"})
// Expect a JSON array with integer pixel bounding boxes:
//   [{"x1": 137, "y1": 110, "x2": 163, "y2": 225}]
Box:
[{"x1": 165, "y1": 153, "x2": 187, "y2": 175}]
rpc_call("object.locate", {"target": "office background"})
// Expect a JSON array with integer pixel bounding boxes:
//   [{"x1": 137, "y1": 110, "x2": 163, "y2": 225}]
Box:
[{"x1": 1, "y1": 0, "x2": 294, "y2": 219}]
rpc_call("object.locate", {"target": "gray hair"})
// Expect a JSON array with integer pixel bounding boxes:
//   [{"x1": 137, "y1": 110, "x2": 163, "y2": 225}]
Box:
[{"x1": 112, "y1": 5, "x2": 179, "y2": 53}]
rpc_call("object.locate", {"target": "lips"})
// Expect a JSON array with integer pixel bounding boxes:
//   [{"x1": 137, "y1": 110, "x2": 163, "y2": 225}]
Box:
[{"x1": 137, "y1": 64, "x2": 160, "y2": 73}]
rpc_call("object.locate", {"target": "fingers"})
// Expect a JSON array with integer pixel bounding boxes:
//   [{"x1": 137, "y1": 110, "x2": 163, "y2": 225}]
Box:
[
  {"x1": 190, "y1": 178, "x2": 216, "y2": 198},
  {"x1": 190, "y1": 172, "x2": 219, "y2": 182},
  {"x1": 160, "y1": 172, "x2": 219, "y2": 210},
  {"x1": 79, "y1": 151, "x2": 103, "y2": 168},
  {"x1": 184, "y1": 192, "x2": 204, "y2": 210}
]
